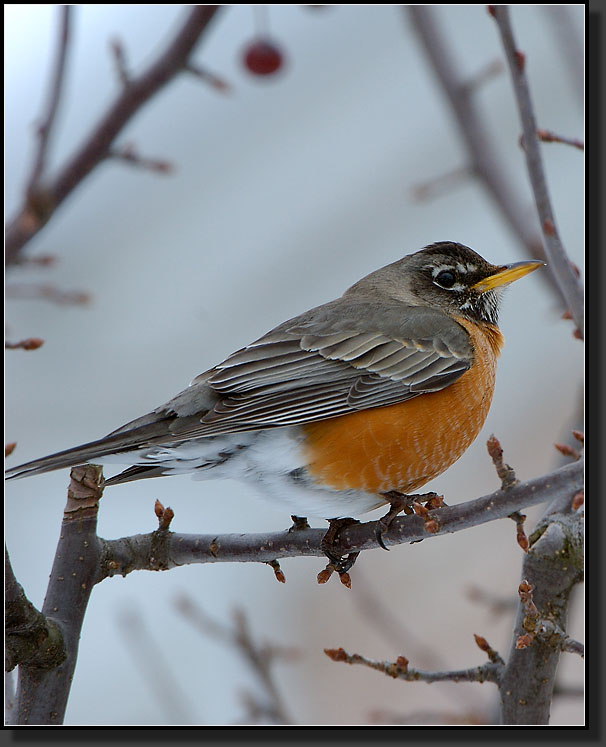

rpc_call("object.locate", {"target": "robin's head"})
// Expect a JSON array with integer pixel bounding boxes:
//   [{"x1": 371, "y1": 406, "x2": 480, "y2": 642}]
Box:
[{"x1": 346, "y1": 241, "x2": 545, "y2": 326}]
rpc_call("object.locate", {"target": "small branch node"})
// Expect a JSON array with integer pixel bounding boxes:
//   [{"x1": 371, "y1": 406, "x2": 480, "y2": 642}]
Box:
[
  {"x1": 571, "y1": 490, "x2": 584, "y2": 511},
  {"x1": 508, "y1": 511, "x2": 529, "y2": 552},
  {"x1": 554, "y1": 442, "x2": 581, "y2": 461},
  {"x1": 473, "y1": 634, "x2": 505, "y2": 665},
  {"x1": 185, "y1": 63, "x2": 232, "y2": 93},
  {"x1": 5, "y1": 337, "x2": 45, "y2": 351},
  {"x1": 154, "y1": 500, "x2": 174, "y2": 531},
  {"x1": 265, "y1": 559, "x2": 286, "y2": 584},
  {"x1": 537, "y1": 128, "x2": 584, "y2": 150},
  {"x1": 487, "y1": 434, "x2": 518, "y2": 489},
  {"x1": 108, "y1": 143, "x2": 174, "y2": 174},
  {"x1": 110, "y1": 37, "x2": 131, "y2": 87}
]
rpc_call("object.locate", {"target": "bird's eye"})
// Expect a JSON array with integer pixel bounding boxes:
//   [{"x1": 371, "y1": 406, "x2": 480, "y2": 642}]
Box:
[{"x1": 434, "y1": 269, "x2": 457, "y2": 289}]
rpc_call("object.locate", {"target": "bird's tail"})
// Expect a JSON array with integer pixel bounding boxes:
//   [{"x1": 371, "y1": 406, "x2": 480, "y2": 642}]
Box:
[
  {"x1": 4, "y1": 411, "x2": 179, "y2": 481},
  {"x1": 6, "y1": 435, "x2": 140, "y2": 480}
]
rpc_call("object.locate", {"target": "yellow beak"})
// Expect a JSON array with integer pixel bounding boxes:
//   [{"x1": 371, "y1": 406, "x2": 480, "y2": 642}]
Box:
[{"x1": 471, "y1": 260, "x2": 546, "y2": 293}]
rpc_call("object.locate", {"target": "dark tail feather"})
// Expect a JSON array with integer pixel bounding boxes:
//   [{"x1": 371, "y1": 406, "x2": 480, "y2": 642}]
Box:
[
  {"x1": 5, "y1": 420, "x2": 173, "y2": 481},
  {"x1": 103, "y1": 465, "x2": 169, "y2": 486}
]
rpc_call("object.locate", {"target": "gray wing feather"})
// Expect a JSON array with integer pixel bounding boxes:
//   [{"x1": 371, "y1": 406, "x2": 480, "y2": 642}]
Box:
[{"x1": 192, "y1": 298, "x2": 473, "y2": 434}]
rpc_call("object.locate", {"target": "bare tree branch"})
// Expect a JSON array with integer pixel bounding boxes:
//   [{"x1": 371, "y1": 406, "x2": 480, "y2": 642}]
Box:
[
  {"x1": 27, "y1": 7, "x2": 73, "y2": 190},
  {"x1": 14, "y1": 466, "x2": 104, "y2": 725},
  {"x1": 324, "y1": 491, "x2": 583, "y2": 726},
  {"x1": 5, "y1": 5, "x2": 222, "y2": 265},
  {"x1": 491, "y1": 5, "x2": 584, "y2": 338},
  {"x1": 499, "y1": 505, "x2": 584, "y2": 725},
  {"x1": 324, "y1": 646, "x2": 503, "y2": 685},
  {"x1": 406, "y1": 8, "x2": 548, "y2": 272},
  {"x1": 96, "y1": 459, "x2": 582, "y2": 581}
]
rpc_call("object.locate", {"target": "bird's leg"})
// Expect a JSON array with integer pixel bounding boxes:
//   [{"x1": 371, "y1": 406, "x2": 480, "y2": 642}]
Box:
[
  {"x1": 376, "y1": 491, "x2": 443, "y2": 550},
  {"x1": 317, "y1": 517, "x2": 361, "y2": 586}
]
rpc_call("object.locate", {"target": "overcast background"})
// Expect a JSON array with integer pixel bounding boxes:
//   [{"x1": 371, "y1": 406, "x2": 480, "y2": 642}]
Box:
[{"x1": 5, "y1": 4, "x2": 584, "y2": 727}]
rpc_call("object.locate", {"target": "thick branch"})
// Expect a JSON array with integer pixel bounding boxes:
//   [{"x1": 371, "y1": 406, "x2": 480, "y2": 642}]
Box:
[
  {"x1": 5, "y1": 548, "x2": 66, "y2": 673},
  {"x1": 491, "y1": 5, "x2": 584, "y2": 337},
  {"x1": 499, "y1": 506, "x2": 584, "y2": 724},
  {"x1": 5, "y1": 5, "x2": 221, "y2": 264},
  {"x1": 15, "y1": 466, "x2": 104, "y2": 725},
  {"x1": 97, "y1": 460, "x2": 582, "y2": 579}
]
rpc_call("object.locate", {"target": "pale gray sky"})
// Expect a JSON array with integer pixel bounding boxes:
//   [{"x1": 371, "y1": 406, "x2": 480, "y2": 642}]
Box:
[{"x1": 6, "y1": 5, "x2": 584, "y2": 726}]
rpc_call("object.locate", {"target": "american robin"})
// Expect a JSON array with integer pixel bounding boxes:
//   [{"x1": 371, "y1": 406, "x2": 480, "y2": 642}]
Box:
[{"x1": 7, "y1": 242, "x2": 543, "y2": 560}]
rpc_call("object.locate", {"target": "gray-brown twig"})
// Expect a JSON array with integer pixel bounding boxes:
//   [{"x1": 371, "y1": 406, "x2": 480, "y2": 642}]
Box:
[
  {"x1": 491, "y1": 5, "x2": 584, "y2": 338},
  {"x1": 324, "y1": 645, "x2": 503, "y2": 685},
  {"x1": 537, "y1": 128, "x2": 584, "y2": 151},
  {"x1": 406, "y1": 7, "x2": 550, "y2": 281},
  {"x1": 27, "y1": 7, "x2": 72, "y2": 193}
]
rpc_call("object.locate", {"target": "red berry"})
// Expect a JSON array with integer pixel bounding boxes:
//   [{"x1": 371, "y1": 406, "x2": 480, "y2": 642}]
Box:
[{"x1": 242, "y1": 37, "x2": 284, "y2": 76}]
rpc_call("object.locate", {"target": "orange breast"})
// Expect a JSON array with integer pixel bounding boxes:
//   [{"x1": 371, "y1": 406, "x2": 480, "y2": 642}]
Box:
[{"x1": 301, "y1": 320, "x2": 503, "y2": 495}]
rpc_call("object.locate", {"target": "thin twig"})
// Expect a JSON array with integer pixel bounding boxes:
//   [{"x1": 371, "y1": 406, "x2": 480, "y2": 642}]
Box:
[
  {"x1": 110, "y1": 38, "x2": 131, "y2": 87},
  {"x1": 28, "y1": 7, "x2": 73, "y2": 190},
  {"x1": 486, "y1": 434, "x2": 518, "y2": 490},
  {"x1": 491, "y1": 6, "x2": 584, "y2": 338},
  {"x1": 537, "y1": 129, "x2": 584, "y2": 151},
  {"x1": 5, "y1": 338, "x2": 45, "y2": 351},
  {"x1": 185, "y1": 62, "x2": 232, "y2": 93},
  {"x1": 324, "y1": 647, "x2": 503, "y2": 685},
  {"x1": 406, "y1": 7, "x2": 553, "y2": 284},
  {"x1": 107, "y1": 143, "x2": 173, "y2": 174}
]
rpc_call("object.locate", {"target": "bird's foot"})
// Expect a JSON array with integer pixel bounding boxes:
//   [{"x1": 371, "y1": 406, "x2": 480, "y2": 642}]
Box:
[
  {"x1": 317, "y1": 517, "x2": 360, "y2": 588},
  {"x1": 377, "y1": 491, "x2": 445, "y2": 550},
  {"x1": 288, "y1": 515, "x2": 311, "y2": 532}
]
